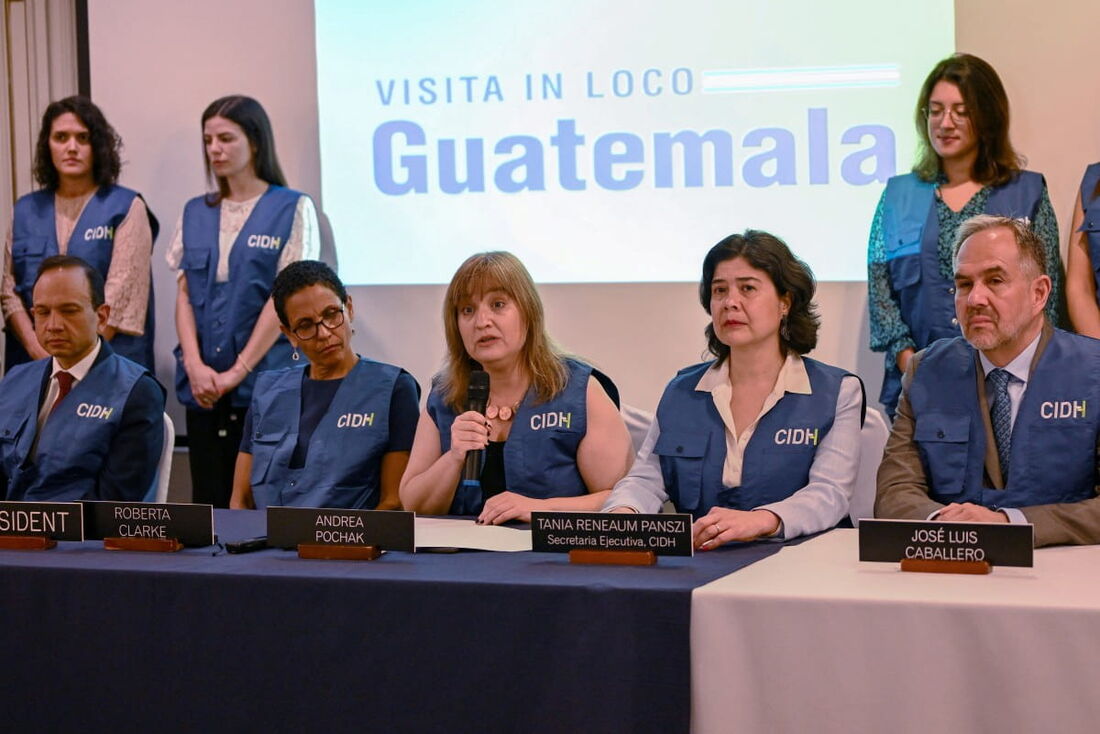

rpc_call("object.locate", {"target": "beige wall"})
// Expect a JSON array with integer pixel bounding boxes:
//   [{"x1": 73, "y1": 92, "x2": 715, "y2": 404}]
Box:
[
  {"x1": 86, "y1": 0, "x2": 1100, "y2": 425},
  {"x1": 87, "y1": 0, "x2": 321, "y2": 427},
  {"x1": 956, "y1": 0, "x2": 1100, "y2": 237}
]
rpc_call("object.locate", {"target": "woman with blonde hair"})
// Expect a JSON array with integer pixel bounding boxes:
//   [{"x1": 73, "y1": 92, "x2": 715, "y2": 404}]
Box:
[{"x1": 400, "y1": 251, "x2": 633, "y2": 524}]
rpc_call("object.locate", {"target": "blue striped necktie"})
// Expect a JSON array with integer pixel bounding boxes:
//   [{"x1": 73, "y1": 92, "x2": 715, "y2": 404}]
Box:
[{"x1": 987, "y1": 368, "x2": 1013, "y2": 479}]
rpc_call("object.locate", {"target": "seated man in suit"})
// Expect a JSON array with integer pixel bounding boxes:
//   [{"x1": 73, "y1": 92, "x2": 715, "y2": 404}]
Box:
[
  {"x1": 0, "y1": 255, "x2": 164, "y2": 501},
  {"x1": 876, "y1": 214, "x2": 1100, "y2": 547}
]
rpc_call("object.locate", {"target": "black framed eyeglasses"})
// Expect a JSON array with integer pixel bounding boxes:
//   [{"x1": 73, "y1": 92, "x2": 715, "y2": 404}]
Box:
[{"x1": 291, "y1": 306, "x2": 346, "y2": 340}]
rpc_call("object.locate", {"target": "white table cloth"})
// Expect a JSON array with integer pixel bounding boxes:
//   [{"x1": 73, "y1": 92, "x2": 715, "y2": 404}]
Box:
[{"x1": 691, "y1": 529, "x2": 1100, "y2": 733}]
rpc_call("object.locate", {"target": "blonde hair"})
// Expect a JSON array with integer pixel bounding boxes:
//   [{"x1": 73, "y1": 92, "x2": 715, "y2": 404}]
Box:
[{"x1": 439, "y1": 251, "x2": 568, "y2": 412}]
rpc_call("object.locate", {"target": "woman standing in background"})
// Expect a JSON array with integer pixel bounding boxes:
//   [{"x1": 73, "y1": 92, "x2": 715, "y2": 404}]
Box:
[
  {"x1": 1065, "y1": 163, "x2": 1100, "y2": 337},
  {"x1": 2, "y1": 96, "x2": 157, "y2": 370},
  {"x1": 867, "y1": 53, "x2": 1064, "y2": 417},
  {"x1": 168, "y1": 95, "x2": 319, "y2": 507}
]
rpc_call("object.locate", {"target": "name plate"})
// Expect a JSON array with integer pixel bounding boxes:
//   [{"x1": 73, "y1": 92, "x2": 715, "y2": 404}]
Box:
[
  {"x1": 82, "y1": 501, "x2": 215, "y2": 547},
  {"x1": 267, "y1": 507, "x2": 415, "y2": 552},
  {"x1": 859, "y1": 519, "x2": 1033, "y2": 567},
  {"x1": 0, "y1": 502, "x2": 83, "y2": 541},
  {"x1": 531, "y1": 511, "x2": 693, "y2": 557}
]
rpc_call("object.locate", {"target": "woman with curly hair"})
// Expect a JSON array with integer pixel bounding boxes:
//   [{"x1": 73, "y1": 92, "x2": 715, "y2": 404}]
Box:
[
  {"x1": 604, "y1": 230, "x2": 865, "y2": 548},
  {"x1": 2, "y1": 96, "x2": 158, "y2": 370}
]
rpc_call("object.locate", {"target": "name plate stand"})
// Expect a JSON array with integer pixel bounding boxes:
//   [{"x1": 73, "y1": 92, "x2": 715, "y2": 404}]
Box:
[
  {"x1": 297, "y1": 543, "x2": 382, "y2": 561},
  {"x1": 859, "y1": 518, "x2": 1033, "y2": 574},
  {"x1": 0, "y1": 502, "x2": 85, "y2": 550},
  {"x1": 0, "y1": 535, "x2": 57, "y2": 551},
  {"x1": 83, "y1": 501, "x2": 215, "y2": 552},
  {"x1": 899, "y1": 558, "x2": 991, "y2": 575},
  {"x1": 104, "y1": 537, "x2": 183, "y2": 553},
  {"x1": 567, "y1": 548, "x2": 656, "y2": 566},
  {"x1": 267, "y1": 507, "x2": 415, "y2": 560},
  {"x1": 531, "y1": 511, "x2": 693, "y2": 564}
]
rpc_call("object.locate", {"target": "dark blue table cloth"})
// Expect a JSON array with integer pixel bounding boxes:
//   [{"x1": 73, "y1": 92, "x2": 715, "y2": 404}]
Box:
[{"x1": 0, "y1": 509, "x2": 783, "y2": 734}]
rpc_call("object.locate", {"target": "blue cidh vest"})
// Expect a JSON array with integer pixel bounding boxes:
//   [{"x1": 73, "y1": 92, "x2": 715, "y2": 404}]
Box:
[
  {"x1": 0, "y1": 347, "x2": 149, "y2": 501},
  {"x1": 1078, "y1": 163, "x2": 1100, "y2": 300},
  {"x1": 654, "y1": 358, "x2": 852, "y2": 520},
  {"x1": 174, "y1": 186, "x2": 302, "y2": 409},
  {"x1": 907, "y1": 331, "x2": 1100, "y2": 509},
  {"x1": 428, "y1": 359, "x2": 597, "y2": 515},
  {"x1": 248, "y1": 359, "x2": 414, "y2": 510},
  {"x1": 879, "y1": 171, "x2": 1045, "y2": 409},
  {"x1": 8, "y1": 186, "x2": 159, "y2": 369}
]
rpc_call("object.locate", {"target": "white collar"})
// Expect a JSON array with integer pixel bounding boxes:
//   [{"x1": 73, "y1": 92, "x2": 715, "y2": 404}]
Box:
[
  {"x1": 51, "y1": 337, "x2": 102, "y2": 383},
  {"x1": 978, "y1": 330, "x2": 1041, "y2": 385},
  {"x1": 695, "y1": 351, "x2": 812, "y2": 396}
]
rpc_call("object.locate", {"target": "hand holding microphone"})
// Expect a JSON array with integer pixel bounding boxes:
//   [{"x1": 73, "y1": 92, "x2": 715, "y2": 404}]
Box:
[{"x1": 452, "y1": 371, "x2": 490, "y2": 487}]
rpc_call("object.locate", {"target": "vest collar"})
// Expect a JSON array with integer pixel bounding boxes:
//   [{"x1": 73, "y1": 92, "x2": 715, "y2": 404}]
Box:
[{"x1": 694, "y1": 352, "x2": 811, "y2": 396}]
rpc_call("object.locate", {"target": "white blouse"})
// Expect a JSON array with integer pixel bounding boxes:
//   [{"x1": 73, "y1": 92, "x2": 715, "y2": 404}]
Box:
[{"x1": 165, "y1": 192, "x2": 319, "y2": 281}]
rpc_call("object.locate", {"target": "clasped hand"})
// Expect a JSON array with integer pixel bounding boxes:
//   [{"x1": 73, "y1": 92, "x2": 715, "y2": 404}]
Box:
[{"x1": 187, "y1": 360, "x2": 247, "y2": 410}]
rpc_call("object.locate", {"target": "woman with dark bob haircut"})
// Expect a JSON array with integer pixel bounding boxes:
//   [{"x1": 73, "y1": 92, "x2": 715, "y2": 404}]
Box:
[
  {"x1": 230, "y1": 261, "x2": 419, "y2": 510},
  {"x1": 2, "y1": 95, "x2": 158, "y2": 370},
  {"x1": 604, "y1": 230, "x2": 865, "y2": 548},
  {"x1": 867, "y1": 53, "x2": 1064, "y2": 418},
  {"x1": 400, "y1": 251, "x2": 634, "y2": 524},
  {"x1": 167, "y1": 95, "x2": 320, "y2": 507}
]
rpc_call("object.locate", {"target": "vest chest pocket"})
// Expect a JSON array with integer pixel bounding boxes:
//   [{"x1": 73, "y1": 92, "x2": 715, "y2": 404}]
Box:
[
  {"x1": 654, "y1": 431, "x2": 708, "y2": 512},
  {"x1": 886, "y1": 252, "x2": 922, "y2": 292},
  {"x1": 249, "y1": 424, "x2": 291, "y2": 486},
  {"x1": 913, "y1": 413, "x2": 970, "y2": 497},
  {"x1": 179, "y1": 248, "x2": 211, "y2": 305},
  {"x1": 11, "y1": 237, "x2": 49, "y2": 293},
  {"x1": 0, "y1": 412, "x2": 29, "y2": 467}
]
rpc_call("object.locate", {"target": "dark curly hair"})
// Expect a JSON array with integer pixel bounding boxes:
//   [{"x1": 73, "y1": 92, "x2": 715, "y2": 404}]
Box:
[
  {"x1": 201, "y1": 95, "x2": 287, "y2": 205},
  {"x1": 33, "y1": 96, "x2": 121, "y2": 191},
  {"x1": 700, "y1": 230, "x2": 820, "y2": 364},
  {"x1": 272, "y1": 260, "x2": 347, "y2": 327},
  {"x1": 913, "y1": 53, "x2": 1022, "y2": 186}
]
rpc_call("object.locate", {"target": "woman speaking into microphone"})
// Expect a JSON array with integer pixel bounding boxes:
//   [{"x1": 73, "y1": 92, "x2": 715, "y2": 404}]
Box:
[{"x1": 399, "y1": 251, "x2": 633, "y2": 524}]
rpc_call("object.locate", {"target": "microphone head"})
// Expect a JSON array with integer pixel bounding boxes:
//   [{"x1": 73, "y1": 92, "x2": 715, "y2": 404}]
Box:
[{"x1": 467, "y1": 370, "x2": 490, "y2": 410}]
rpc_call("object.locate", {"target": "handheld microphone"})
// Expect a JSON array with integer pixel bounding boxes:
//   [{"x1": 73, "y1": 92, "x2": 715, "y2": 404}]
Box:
[{"x1": 462, "y1": 370, "x2": 490, "y2": 488}]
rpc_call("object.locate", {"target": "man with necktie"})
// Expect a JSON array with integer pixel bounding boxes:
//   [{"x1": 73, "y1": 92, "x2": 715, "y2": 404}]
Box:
[
  {"x1": 0, "y1": 255, "x2": 164, "y2": 501},
  {"x1": 876, "y1": 214, "x2": 1100, "y2": 547}
]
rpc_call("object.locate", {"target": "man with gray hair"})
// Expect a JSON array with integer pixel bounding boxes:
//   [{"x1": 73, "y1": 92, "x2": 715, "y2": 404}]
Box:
[{"x1": 876, "y1": 214, "x2": 1100, "y2": 546}]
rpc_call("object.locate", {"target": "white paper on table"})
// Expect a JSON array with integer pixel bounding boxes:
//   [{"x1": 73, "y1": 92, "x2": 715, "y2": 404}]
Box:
[{"x1": 414, "y1": 516, "x2": 533, "y2": 552}]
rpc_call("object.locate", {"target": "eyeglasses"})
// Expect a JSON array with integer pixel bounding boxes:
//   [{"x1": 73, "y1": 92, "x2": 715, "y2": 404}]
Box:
[
  {"x1": 922, "y1": 104, "x2": 969, "y2": 123},
  {"x1": 291, "y1": 306, "x2": 345, "y2": 340}
]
